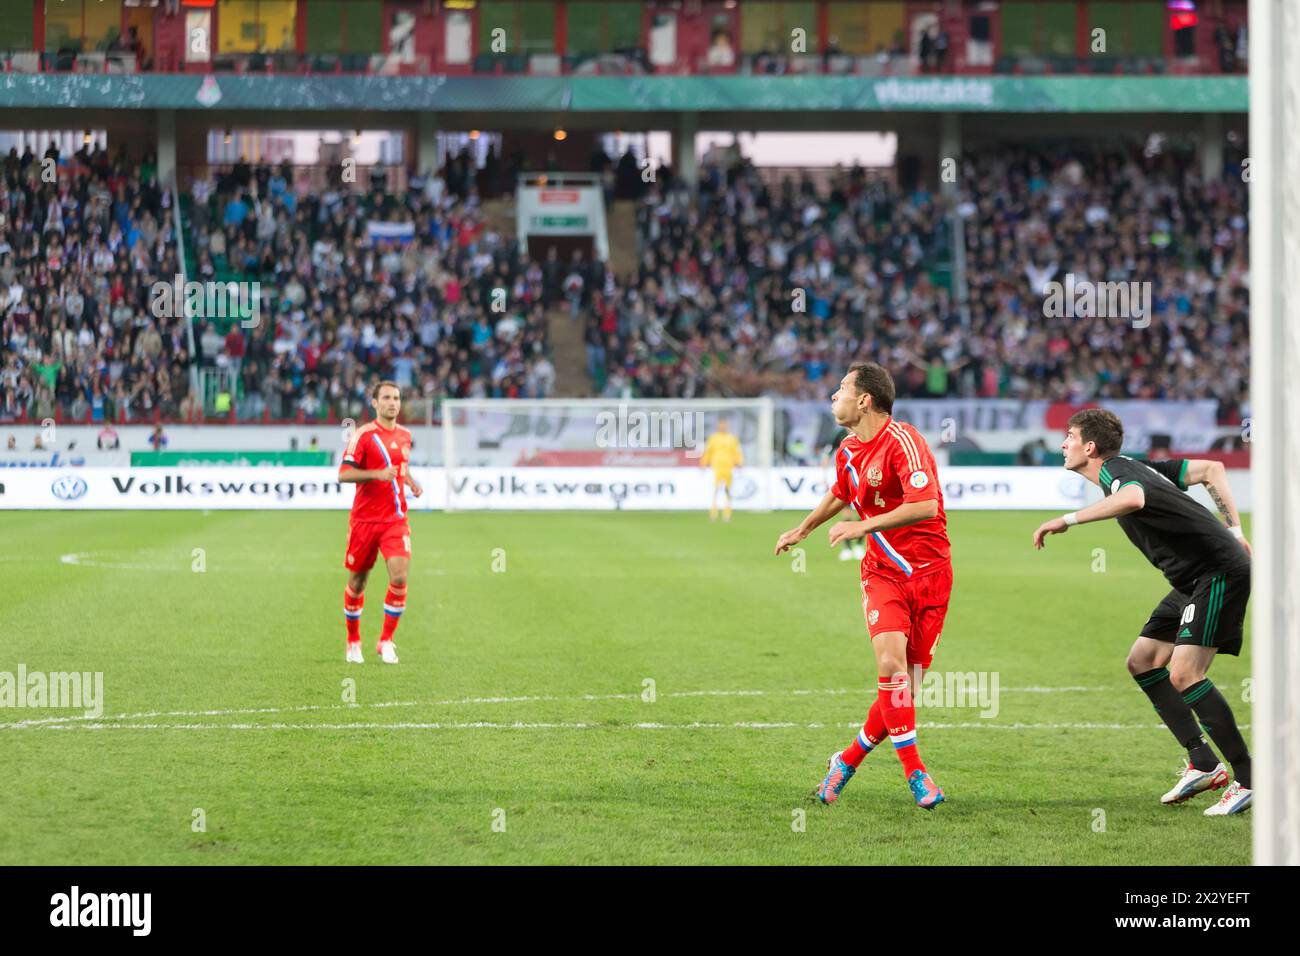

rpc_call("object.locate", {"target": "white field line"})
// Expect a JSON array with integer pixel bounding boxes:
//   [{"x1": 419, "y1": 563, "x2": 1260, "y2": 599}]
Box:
[
  {"x1": 57, "y1": 552, "x2": 453, "y2": 575},
  {"x1": 0, "y1": 685, "x2": 1121, "y2": 730},
  {"x1": 37, "y1": 720, "x2": 1237, "y2": 732},
  {"x1": 60, "y1": 553, "x2": 176, "y2": 571}
]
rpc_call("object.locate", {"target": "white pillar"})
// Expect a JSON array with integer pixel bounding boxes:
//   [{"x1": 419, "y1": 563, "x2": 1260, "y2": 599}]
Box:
[
  {"x1": 416, "y1": 112, "x2": 440, "y2": 176},
  {"x1": 1200, "y1": 112, "x2": 1224, "y2": 182},
  {"x1": 939, "y1": 112, "x2": 961, "y2": 198},
  {"x1": 673, "y1": 112, "x2": 698, "y2": 195},
  {"x1": 156, "y1": 109, "x2": 177, "y2": 189}
]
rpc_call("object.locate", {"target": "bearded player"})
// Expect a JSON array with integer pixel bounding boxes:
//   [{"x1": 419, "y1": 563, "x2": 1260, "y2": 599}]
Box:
[
  {"x1": 1033, "y1": 409, "x2": 1253, "y2": 815},
  {"x1": 339, "y1": 381, "x2": 422, "y2": 664},
  {"x1": 775, "y1": 363, "x2": 951, "y2": 809}
]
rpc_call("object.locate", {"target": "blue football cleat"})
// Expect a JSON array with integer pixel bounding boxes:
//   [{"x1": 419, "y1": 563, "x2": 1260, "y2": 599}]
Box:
[
  {"x1": 908, "y1": 769, "x2": 945, "y2": 809},
  {"x1": 816, "y1": 751, "x2": 856, "y2": 804}
]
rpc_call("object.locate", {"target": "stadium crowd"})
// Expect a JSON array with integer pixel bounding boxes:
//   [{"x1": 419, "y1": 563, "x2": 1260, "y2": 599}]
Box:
[
  {"x1": 2, "y1": 141, "x2": 1249, "y2": 426},
  {"x1": 582, "y1": 142, "x2": 1249, "y2": 424},
  {"x1": 1, "y1": 142, "x2": 190, "y2": 424},
  {"x1": 183, "y1": 153, "x2": 556, "y2": 423}
]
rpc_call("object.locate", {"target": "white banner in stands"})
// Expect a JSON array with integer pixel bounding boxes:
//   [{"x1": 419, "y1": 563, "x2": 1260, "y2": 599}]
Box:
[
  {"x1": 781, "y1": 399, "x2": 1223, "y2": 456},
  {"x1": 0, "y1": 466, "x2": 1250, "y2": 512}
]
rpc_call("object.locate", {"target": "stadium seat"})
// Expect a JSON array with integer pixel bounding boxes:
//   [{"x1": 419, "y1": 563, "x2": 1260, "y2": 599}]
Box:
[
  {"x1": 8, "y1": 51, "x2": 41, "y2": 73},
  {"x1": 75, "y1": 52, "x2": 106, "y2": 73},
  {"x1": 530, "y1": 54, "x2": 561, "y2": 75},
  {"x1": 105, "y1": 53, "x2": 137, "y2": 74}
]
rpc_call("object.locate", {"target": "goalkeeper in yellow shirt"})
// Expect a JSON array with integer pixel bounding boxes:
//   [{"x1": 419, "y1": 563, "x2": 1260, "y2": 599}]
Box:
[{"x1": 700, "y1": 419, "x2": 743, "y2": 521}]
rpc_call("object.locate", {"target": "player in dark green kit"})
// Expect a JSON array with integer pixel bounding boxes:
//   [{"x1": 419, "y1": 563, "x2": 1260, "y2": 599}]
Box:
[{"x1": 1033, "y1": 409, "x2": 1253, "y2": 816}]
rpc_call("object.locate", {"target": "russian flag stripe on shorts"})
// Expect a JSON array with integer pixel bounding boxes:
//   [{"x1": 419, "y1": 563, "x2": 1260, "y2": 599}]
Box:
[{"x1": 370, "y1": 433, "x2": 405, "y2": 519}]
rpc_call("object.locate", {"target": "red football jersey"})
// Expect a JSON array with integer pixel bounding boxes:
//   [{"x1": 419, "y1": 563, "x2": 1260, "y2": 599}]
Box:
[
  {"x1": 340, "y1": 419, "x2": 413, "y2": 524},
  {"x1": 830, "y1": 417, "x2": 950, "y2": 580}
]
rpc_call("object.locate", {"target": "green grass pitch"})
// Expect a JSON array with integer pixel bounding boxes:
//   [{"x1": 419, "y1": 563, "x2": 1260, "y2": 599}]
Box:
[{"x1": 0, "y1": 510, "x2": 1251, "y2": 865}]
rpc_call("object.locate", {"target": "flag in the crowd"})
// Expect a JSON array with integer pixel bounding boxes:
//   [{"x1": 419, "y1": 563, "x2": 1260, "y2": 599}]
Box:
[{"x1": 366, "y1": 220, "x2": 415, "y2": 243}]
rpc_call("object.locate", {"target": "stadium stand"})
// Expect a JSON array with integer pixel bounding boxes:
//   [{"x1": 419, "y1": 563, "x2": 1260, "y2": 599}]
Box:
[
  {"x1": 582, "y1": 143, "x2": 1249, "y2": 425},
  {"x1": 182, "y1": 151, "x2": 556, "y2": 424},
  {"x1": 1, "y1": 143, "x2": 189, "y2": 424},
  {"x1": 1, "y1": 139, "x2": 1249, "y2": 428}
]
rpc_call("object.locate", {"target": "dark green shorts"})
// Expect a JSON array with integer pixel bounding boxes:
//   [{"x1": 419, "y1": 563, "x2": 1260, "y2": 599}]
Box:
[{"x1": 1140, "y1": 565, "x2": 1251, "y2": 657}]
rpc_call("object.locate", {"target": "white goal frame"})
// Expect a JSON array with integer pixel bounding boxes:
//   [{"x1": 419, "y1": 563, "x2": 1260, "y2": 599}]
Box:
[
  {"x1": 1249, "y1": 0, "x2": 1300, "y2": 866},
  {"x1": 439, "y1": 397, "x2": 776, "y2": 512}
]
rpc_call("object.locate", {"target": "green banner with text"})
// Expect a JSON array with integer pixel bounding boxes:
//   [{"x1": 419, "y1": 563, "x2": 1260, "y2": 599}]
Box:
[
  {"x1": 0, "y1": 75, "x2": 1246, "y2": 114},
  {"x1": 131, "y1": 451, "x2": 332, "y2": 467}
]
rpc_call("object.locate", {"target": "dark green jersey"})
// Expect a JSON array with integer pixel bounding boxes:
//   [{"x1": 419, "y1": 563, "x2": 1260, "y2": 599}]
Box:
[{"x1": 1099, "y1": 456, "x2": 1248, "y2": 594}]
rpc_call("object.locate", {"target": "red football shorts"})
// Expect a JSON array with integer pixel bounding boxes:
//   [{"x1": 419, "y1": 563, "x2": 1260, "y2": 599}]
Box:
[
  {"x1": 344, "y1": 520, "x2": 411, "y2": 572},
  {"x1": 859, "y1": 563, "x2": 954, "y2": 668}
]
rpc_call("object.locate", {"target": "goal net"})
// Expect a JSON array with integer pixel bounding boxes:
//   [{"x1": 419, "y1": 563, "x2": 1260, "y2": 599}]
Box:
[
  {"x1": 439, "y1": 398, "x2": 775, "y2": 511},
  {"x1": 1249, "y1": 0, "x2": 1300, "y2": 866}
]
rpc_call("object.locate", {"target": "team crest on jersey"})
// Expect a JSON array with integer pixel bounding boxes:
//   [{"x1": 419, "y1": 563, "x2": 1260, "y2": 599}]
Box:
[
  {"x1": 1111, "y1": 479, "x2": 1121, "y2": 493},
  {"x1": 868, "y1": 609, "x2": 880, "y2": 626},
  {"x1": 866, "y1": 465, "x2": 883, "y2": 487},
  {"x1": 909, "y1": 470, "x2": 929, "y2": 489}
]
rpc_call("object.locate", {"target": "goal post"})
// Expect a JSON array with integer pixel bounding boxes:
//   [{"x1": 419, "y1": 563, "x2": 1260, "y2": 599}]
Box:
[
  {"x1": 1249, "y1": 0, "x2": 1300, "y2": 866},
  {"x1": 440, "y1": 397, "x2": 776, "y2": 512}
]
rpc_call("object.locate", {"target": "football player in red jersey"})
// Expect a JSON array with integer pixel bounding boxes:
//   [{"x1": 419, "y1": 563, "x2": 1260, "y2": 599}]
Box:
[
  {"x1": 775, "y1": 362, "x2": 951, "y2": 809},
  {"x1": 339, "y1": 381, "x2": 422, "y2": 664}
]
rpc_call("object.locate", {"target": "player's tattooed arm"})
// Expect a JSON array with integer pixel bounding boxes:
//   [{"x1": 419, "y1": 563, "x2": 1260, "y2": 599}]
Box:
[
  {"x1": 1205, "y1": 481, "x2": 1235, "y2": 526},
  {"x1": 1184, "y1": 460, "x2": 1238, "y2": 524},
  {"x1": 1185, "y1": 459, "x2": 1250, "y2": 553}
]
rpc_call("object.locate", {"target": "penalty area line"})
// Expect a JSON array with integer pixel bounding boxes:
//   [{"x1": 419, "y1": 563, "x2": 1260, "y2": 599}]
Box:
[
  {"x1": 0, "y1": 685, "x2": 1119, "y2": 729},
  {"x1": 35, "y1": 720, "x2": 1219, "y2": 732}
]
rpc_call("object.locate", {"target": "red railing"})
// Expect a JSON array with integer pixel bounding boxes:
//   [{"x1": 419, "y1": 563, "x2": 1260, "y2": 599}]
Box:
[{"x1": 2, "y1": 0, "x2": 1250, "y2": 81}]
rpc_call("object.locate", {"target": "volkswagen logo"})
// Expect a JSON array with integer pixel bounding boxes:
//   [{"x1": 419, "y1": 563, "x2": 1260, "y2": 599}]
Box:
[
  {"x1": 730, "y1": 475, "x2": 759, "y2": 502},
  {"x1": 1058, "y1": 473, "x2": 1087, "y2": 503},
  {"x1": 51, "y1": 475, "x2": 88, "y2": 502}
]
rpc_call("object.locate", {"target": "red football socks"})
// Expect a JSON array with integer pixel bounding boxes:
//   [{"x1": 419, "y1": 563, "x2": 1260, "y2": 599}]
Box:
[
  {"x1": 344, "y1": 586, "x2": 364, "y2": 643},
  {"x1": 878, "y1": 672, "x2": 926, "y2": 777},
  {"x1": 841, "y1": 698, "x2": 889, "y2": 767},
  {"x1": 380, "y1": 583, "x2": 407, "y2": 642}
]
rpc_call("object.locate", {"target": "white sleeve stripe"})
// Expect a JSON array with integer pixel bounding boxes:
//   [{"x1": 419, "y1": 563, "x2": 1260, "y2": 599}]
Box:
[
  {"x1": 898, "y1": 425, "x2": 923, "y2": 471},
  {"x1": 889, "y1": 423, "x2": 921, "y2": 472},
  {"x1": 887, "y1": 424, "x2": 916, "y2": 470},
  {"x1": 901, "y1": 428, "x2": 924, "y2": 473},
  {"x1": 344, "y1": 424, "x2": 368, "y2": 461}
]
